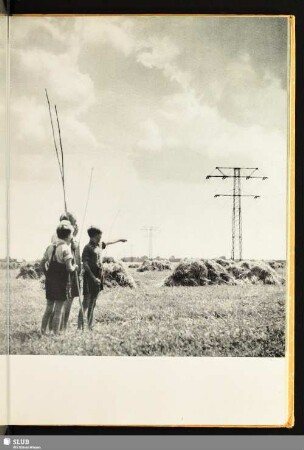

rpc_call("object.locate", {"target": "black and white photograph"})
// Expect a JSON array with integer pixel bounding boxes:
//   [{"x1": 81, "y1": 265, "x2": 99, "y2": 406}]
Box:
[{"x1": 3, "y1": 15, "x2": 292, "y2": 360}]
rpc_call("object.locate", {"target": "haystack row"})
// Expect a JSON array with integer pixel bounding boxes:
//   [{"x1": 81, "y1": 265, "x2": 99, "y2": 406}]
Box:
[
  {"x1": 164, "y1": 259, "x2": 284, "y2": 287},
  {"x1": 17, "y1": 257, "x2": 136, "y2": 289},
  {"x1": 16, "y1": 262, "x2": 44, "y2": 279},
  {"x1": 137, "y1": 259, "x2": 171, "y2": 272}
]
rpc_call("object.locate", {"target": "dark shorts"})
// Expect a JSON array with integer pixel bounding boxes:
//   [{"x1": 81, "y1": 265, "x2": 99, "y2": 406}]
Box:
[
  {"x1": 45, "y1": 251, "x2": 70, "y2": 301},
  {"x1": 45, "y1": 274, "x2": 69, "y2": 302},
  {"x1": 83, "y1": 272, "x2": 103, "y2": 298}
]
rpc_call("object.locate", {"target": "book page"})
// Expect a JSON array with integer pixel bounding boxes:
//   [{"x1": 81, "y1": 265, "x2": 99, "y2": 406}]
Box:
[{"x1": 6, "y1": 15, "x2": 294, "y2": 426}]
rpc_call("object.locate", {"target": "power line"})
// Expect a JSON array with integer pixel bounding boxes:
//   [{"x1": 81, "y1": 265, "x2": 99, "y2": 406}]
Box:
[
  {"x1": 141, "y1": 226, "x2": 159, "y2": 259},
  {"x1": 206, "y1": 167, "x2": 268, "y2": 260}
]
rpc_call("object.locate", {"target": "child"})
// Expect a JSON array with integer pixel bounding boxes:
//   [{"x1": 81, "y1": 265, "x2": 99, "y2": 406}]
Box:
[
  {"x1": 50, "y1": 212, "x2": 81, "y2": 330},
  {"x1": 78, "y1": 226, "x2": 126, "y2": 330},
  {"x1": 60, "y1": 214, "x2": 81, "y2": 330},
  {"x1": 41, "y1": 223, "x2": 78, "y2": 335}
]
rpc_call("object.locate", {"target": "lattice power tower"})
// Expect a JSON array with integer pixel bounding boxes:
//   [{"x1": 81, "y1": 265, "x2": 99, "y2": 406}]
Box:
[
  {"x1": 206, "y1": 167, "x2": 268, "y2": 260},
  {"x1": 142, "y1": 226, "x2": 159, "y2": 259}
]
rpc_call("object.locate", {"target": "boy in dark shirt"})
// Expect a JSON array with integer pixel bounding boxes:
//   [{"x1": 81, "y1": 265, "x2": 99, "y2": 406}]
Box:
[{"x1": 78, "y1": 226, "x2": 126, "y2": 329}]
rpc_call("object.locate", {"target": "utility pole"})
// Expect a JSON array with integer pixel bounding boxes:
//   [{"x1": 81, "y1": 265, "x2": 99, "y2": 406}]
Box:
[
  {"x1": 130, "y1": 244, "x2": 134, "y2": 262},
  {"x1": 206, "y1": 167, "x2": 268, "y2": 260},
  {"x1": 142, "y1": 226, "x2": 159, "y2": 259}
]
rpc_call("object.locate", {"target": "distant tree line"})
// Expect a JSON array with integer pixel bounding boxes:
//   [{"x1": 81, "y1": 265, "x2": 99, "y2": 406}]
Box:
[{"x1": 121, "y1": 256, "x2": 181, "y2": 263}]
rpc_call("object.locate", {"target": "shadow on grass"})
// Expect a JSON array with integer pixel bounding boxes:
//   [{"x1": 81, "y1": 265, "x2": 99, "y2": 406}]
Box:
[{"x1": 10, "y1": 330, "x2": 41, "y2": 343}]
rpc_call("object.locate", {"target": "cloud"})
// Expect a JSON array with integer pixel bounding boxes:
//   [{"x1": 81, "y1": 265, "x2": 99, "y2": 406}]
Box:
[
  {"x1": 10, "y1": 17, "x2": 288, "y2": 175},
  {"x1": 62, "y1": 115, "x2": 100, "y2": 154},
  {"x1": 137, "y1": 36, "x2": 180, "y2": 68},
  {"x1": 12, "y1": 96, "x2": 47, "y2": 144},
  {"x1": 207, "y1": 53, "x2": 287, "y2": 130},
  {"x1": 131, "y1": 88, "x2": 286, "y2": 184},
  {"x1": 16, "y1": 47, "x2": 94, "y2": 110},
  {"x1": 10, "y1": 94, "x2": 101, "y2": 169},
  {"x1": 76, "y1": 17, "x2": 136, "y2": 56},
  {"x1": 11, "y1": 16, "x2": 72, "y2": 57},
  {"x1": 8, "y1": 16, "x2": 289, "y2": 260},
  {"x1": 136, "y1": 35, "x2": 191, "y2": 90},
  {"x1": 10, "y1": 19, "x2": 100, "y2": 168},
  {"x1": 130, "y1": 17, "x2": 288, "y2": 130},
  {"x1": 137, "y1": 119, "x2": 163, "y2": 153}
]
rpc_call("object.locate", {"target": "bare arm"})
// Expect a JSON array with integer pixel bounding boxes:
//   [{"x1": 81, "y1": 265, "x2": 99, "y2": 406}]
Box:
[
  {"x1": 40, "y1": 246, "x2": 52, "y2": 274},
  {"x1": 65, "y1": 258, "x2": 78, "y2": 273},
  {"x1": 104, "y1": 239, "x2": 127, "y2": 246},
  {"x1": 40, "y1": 252, "x2": 48, "y2": 273}
]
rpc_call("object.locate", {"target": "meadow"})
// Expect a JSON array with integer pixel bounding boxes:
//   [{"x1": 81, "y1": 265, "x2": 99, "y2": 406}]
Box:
[{"x1": 6, "y1": 266, "x2": 286, "y2": 357}]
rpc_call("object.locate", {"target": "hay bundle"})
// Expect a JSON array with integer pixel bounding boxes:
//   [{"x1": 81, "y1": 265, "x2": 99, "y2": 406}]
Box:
[
  {"x1": 33, "y1": 260, "x2": 44, "y2": 278},
  {"x1": 153, "y1": 260, "x2": 171, "y2": 271},
  {"x1": 246, "y1": 261, "x2": 283, "y2": 285},
  {"x1": 164, "y1": 259, "x2": 284, "y2": 287},
  {"x1": 223, "y1": 261, "x2": 248, "y2": 280},
  {"x1": 240, "y1": 260, "x2": 254, "y2": 270},
  {"x1": 164, "y1": 260, "x2": 210, "y2": 286},
  {"x1": 128, "y1": 263, "x2": 140, "y2": 269},
  {"x1": 205, "y1": 260, "x2": 234, "y2": 284},
  {"x1": 103, "y1": 261, "x2": 136, "y2": 288},
  {"x1": 102, "y1": 256, "x2": 116, "y2": 264},
  {"x1": 224, "y1": 260, "x2": 283, "y2": 285},
  {"x1": 137, "y1": 260, "x2": 171, "y2": 272},
  {"x1": 215, "y1": 258, "x2": 231, "y2": 268},
  {"x1": 137, "y1": 260, "x2": 151, "y2": 272},
  {"x1": 17, "y1": 263, "x2": 40, "y2": 279},
  {"x1": 268, "y1": 260, "x2": 285, "y2": 270}
]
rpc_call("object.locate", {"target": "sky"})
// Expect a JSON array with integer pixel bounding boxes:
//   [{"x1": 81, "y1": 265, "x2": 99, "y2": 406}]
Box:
[{"x1": 2, "y1": 16, "x2": 290, "y2": 260}]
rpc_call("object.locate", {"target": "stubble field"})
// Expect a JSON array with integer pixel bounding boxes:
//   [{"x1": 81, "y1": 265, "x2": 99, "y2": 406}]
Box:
[{"x1": 5, "y1": 266, "x2": 286, "y2": 357}]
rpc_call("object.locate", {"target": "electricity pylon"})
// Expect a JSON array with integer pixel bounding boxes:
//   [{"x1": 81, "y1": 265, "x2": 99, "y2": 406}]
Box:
[
  {"x1": 206, "y1": 167, "x2": 268, "y2": 260},
  {"x1": 141, "y1": 226, "x2": 159, "y2": 259}
]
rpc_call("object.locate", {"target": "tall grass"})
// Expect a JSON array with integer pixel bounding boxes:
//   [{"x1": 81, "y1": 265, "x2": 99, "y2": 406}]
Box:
[{"x1": 6, "y1": 268, "x2": 285, "y2": 357}]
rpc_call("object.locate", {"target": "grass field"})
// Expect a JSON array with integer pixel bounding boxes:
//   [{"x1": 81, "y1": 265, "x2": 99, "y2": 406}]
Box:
[{"x1": 5, "y1": 266, "x2": 286, "y2": 357}]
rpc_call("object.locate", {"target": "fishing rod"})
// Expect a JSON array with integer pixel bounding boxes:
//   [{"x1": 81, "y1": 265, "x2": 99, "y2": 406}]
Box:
[
  {"x1": 45, "y1": 90, "x2": 85, "y2": 329},
  {"x1": 54, "y1": 104, "x2": 68, "y2": 213},
  {"x1": 45, "y1": 89, "x2": 67, "y2": 213}
]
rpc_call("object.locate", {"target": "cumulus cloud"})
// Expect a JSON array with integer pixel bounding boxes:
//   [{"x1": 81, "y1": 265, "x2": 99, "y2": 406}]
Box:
[
  {"x1": 131, "y1": 87, "x2": 286, "y2": 185},
  {"x1": 137, "y1": 36, "x2": 180, "y2": 68},
  {"x1": 127, "y1": 17, "x2": 288, "y2": 130},
  {"x1": 16, "y1": 47, "x2": 94, "y2": 110},
  {"x1": 62, "y1": 115, "x2": 100, "y2": 154},
  {"x1": 8, "y1": 16, "x2": 289, "y2": 259},
  {"x1": 77, "y1": 17, "x2": 136, "y2": 56},
  {"x1": 10, "y1": 17, "x2": 101, "y2": 172},
  {"x1": 10, "y1": 17, "x2": 288, "y2": 177},
  {"x1": 135, "y1": 35, "x2": 192, "y2": 91}
]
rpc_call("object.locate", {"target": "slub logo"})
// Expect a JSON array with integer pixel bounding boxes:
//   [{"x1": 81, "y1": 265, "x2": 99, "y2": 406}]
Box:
[{"x1": 3, "y1": 438, "x2": 11, "y2": 446}]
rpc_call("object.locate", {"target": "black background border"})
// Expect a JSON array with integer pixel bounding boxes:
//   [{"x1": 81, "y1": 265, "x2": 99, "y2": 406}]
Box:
[{"x1": 4, "y1": 0, "x2": 304, "y2": 437}]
